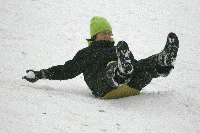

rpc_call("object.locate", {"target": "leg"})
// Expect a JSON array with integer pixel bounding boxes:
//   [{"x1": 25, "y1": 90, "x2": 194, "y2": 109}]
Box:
[
  {"x1": 127, "y1": 54, "x2": 160, "y2": 91},
  {"x1": 91, "y1": 61, "x2": 140, "y2": 98},
  {"x1": 90, "y1": 61, "x2": 134, "y2": 98},
  {"x1": 90, "y1": 41, "x2": 137, "y2": 98},
  {"x1": 128, "y1": 32, "x2": 179, "y2": 91}
]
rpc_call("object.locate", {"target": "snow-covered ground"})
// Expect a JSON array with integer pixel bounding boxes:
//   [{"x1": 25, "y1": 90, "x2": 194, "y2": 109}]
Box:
[{"x1": 1, "y1": 0, "x2": 200, "y2": 132}]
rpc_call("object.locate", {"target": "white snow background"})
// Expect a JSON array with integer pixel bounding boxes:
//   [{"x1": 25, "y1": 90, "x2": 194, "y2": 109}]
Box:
[{"x1": 1, "y1": 0, "x2": 200, "y2": 132}]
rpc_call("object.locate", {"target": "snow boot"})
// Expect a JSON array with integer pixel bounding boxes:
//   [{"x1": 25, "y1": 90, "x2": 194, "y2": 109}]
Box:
[
  {"x1": 156, "y1": 32, "x2": 179, "y2": 76},
  {"x1": 116, "y1": 41, "x2": 134, "y2": 77},
  {"x1": 157, "y1": 32, "x2": 179, "y2": 67},
  {"x1": 105, "y1": 41, "x2": 135, "y2": 87}
]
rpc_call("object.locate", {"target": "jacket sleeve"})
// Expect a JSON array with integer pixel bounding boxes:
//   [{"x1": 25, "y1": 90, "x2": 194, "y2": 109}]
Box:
[{"x1": 42, "y1": 50, "x2": 87, "y2": 80}]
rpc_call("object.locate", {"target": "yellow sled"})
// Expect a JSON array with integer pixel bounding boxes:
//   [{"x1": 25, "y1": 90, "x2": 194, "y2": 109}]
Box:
[{"x1": 102, "y1": 84, "x2": 140, "y2": 99}]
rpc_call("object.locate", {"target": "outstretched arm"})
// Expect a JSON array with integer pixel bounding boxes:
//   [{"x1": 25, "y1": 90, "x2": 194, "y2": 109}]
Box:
[{"x1": 23, "y1": 50, "x2": 87, "y2": 82}]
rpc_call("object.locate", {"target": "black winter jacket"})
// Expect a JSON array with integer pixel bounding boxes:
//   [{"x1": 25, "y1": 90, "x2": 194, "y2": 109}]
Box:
[{"x1": 42, "y1": 41, "x2": 137, "y2": 93}]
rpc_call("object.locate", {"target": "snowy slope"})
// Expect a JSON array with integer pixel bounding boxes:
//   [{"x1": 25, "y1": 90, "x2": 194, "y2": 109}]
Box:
[{"x1": 1, "y1": 0, "x2": 200, "y2": 132}]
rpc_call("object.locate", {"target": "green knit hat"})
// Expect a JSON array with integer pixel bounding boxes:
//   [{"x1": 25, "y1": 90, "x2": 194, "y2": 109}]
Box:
[{"x1": 90, "y1": 16, "x2": 112, "y2": 37}]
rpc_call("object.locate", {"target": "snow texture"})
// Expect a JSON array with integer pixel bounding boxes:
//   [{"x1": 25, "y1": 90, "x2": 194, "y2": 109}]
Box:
[{"x1": 1, "y1": 0, "x2": 200, "y2": 132}]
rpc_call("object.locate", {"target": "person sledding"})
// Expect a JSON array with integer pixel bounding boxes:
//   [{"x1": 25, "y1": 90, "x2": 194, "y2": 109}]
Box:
[{"x1": 23, "y1": 16, "x2": 179, "y2": 99}]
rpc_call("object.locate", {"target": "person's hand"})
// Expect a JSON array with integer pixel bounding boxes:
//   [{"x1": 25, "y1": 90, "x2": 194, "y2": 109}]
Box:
[{"x1": 22, "y1": 70, "x2": 41, "y2": 83}]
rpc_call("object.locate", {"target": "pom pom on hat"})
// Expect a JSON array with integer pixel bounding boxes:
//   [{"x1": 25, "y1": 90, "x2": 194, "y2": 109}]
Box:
[{"x1": 90, "y1": 16, "x2": 112, "y2": 37}]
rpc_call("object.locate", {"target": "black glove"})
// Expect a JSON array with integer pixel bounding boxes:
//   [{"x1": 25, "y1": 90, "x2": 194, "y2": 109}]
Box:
[{"x1": 22, "y1": 70, "x2": 43, "y2": 83}]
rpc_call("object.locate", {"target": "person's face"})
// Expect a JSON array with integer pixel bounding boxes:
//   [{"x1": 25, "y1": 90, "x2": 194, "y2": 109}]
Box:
[{"x1": 95, "y1": 31, "x2": 113, "y2": 41}]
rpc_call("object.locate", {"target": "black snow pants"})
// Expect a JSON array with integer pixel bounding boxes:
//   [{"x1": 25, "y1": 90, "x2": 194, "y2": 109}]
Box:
[{"x1": 90, "y1": 53, "x2": 173, "y2": 98}]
